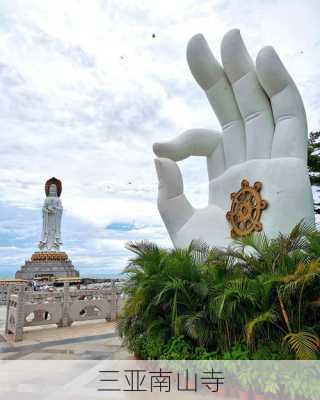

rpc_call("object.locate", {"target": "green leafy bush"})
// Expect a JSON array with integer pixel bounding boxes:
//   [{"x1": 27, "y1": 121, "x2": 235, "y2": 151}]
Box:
[
  {"x1": 118, "y1": 222, "x2": 320, "y2": 360},
  {"x1": 161, "y1": 336, "x2": 193, "y2": 360}
]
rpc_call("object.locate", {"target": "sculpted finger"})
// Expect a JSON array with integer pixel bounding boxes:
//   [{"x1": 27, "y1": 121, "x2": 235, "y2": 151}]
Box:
[
  {"x1": 153, "y1": 129, "x2": 225, "y2": 179},
  {"x1": 221, "y1": 29, "x2": 274, "y2": 160},
  {"x1": 153, "y1": 129, "x2": 222, "y2": 160},
  {"x1": 154, "y1": 129, "x2": 226, "y2": 180},
  {"x1": 155, "y1": 158, "x2": 184, "y2": 199},
  {"x1": 187, "y1": 33, "x2": 224, "y2": 91},
  {"x1": 154, "y1": 158, "x2": 194, "y2": 240},
  {"x1": 256, "y1": 46, "x2": 307, "y2": 161},
  {"x1": 187, "y1": 34, "x2": 245, "y2": 167}
]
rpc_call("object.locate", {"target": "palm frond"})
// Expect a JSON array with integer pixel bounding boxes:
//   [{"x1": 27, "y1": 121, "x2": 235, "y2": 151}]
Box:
[
  {"x1": 246, "y1": 310, "x2": 278, "y2": 344},
  {"x1": 183, "y1": 311, "x2": 211, "y2": 346},
  {"x1": 188, "y1": 239, "x2": 211, "y2": 263},
  {"x1": 283, "y1": 331, "x2": 319, "y2": 360},
  {"x1": 125, "y1": 240, "x2": 161, "y2": 256},
  {"x1": 280, "y1": 260, "x2": 320, "y2": 296}
]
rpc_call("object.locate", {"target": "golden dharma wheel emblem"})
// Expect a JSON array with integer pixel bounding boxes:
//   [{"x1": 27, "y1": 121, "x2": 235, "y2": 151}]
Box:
[{"x1": 226, "y1": 179, "x2": 268, "y2": 238}]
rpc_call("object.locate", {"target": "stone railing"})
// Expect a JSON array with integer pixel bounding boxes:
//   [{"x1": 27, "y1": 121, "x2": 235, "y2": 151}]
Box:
[
  {"x1": 5, "y1": 281, "x2": 125, "y2": 342},
  {"x1": 0, "y1": 281, "x2": 27, "y2": 305}
]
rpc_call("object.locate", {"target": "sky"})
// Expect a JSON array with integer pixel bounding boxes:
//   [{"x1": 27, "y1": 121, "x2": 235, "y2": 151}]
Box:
[{"x1": 0, "y1": 0, "x2": 319, "y2": 277}]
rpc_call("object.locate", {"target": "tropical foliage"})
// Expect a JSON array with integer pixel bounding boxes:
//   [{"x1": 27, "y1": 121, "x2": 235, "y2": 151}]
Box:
[{"x1": 118, "y1": 222, "x2": 320, "y2": 360}]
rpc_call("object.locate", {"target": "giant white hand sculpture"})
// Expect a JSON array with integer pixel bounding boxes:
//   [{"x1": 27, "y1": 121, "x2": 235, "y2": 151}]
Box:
[{"x1": 153, "y1": 30, "x2": 315, "y2": 249}]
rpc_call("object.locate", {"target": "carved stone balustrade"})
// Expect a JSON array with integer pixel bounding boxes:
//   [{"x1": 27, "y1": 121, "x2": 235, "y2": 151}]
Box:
[{"x1": 5, "y1": 281, "x2": 125, "y2": 342}]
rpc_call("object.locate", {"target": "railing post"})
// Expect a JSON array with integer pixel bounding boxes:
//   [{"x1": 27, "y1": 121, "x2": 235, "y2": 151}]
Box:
[
  {"x1": 110, "y1": 281, "x2": 118, "y2": 321},
  {"x1": 57, "y1": 282, "x2": 73, "y2": 327},
  {"x1": 4, "y1": 285, "x2": 12, "y2": 335},
  {"x1": 14, "y1": 285, "x2": 25, "y2": 342},
  {"x1": 0, "y1": 285, "x2": 4, "y2": 305}
]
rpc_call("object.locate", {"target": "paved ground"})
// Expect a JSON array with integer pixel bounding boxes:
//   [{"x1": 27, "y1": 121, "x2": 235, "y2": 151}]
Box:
[
  {"x1": 0, "y1": 306, "x2": 130, "y2": 360},
  {"x1": 0, "y1": 360, "x2": 214, "y2": 400}
]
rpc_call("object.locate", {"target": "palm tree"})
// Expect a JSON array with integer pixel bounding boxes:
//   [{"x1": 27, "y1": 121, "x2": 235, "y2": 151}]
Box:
[
  {"x1": 119, "y1": 223, "x2": 320, "y2": 360},
  {"x1": 228, "y1": 222, "x2": 320, "y2": 359}
]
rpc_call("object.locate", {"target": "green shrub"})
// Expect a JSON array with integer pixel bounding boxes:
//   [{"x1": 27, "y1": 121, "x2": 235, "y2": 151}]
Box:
[
  {"x1": 222, "y1": 344, "x2": 250, "y2": 360},
  {"x1": 251, "y1": 342, "x2": 294, "y2": 360},
  {"x1": 193, "y1": 347, "x2": 219, "y2": 360},
  {"x1": 118, "y1": 223, "x2": 320, "y2": 360},
  {"x1": 161, "y1": 336, "x2": 193, "y2": 360},
  {"x1": 145, "y1": 335, "x2": 165, "y2": 359}
]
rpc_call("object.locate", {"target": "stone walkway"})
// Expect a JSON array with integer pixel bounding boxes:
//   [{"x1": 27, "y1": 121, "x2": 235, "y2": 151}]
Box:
[
  {"x1": 0, "y1": 306, "x2": 130, "y2": 360},
  {"x1": 0, "y1": 360, "x2": 213, "y2": 400}
]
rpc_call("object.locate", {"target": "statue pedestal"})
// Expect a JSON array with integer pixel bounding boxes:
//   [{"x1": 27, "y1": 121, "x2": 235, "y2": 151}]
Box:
[{"x1": 15, "y1": 252, "x2": 79, "y2": 280}]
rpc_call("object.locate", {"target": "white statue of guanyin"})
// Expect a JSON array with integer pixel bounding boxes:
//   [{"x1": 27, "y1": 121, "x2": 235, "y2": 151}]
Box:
[{"x1": 39, "y1": 177, "x2": 63, "y2": 252}]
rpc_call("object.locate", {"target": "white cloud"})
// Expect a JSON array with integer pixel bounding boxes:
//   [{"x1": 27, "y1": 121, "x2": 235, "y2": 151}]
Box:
[{"x1": 0, "y1": 0, "x2": 319, "y2": 276}]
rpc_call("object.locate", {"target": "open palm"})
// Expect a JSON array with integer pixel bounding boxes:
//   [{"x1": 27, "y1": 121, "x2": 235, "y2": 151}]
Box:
[{"x1": 153, "y1": 30, "x2": 314, "y2": 248}]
